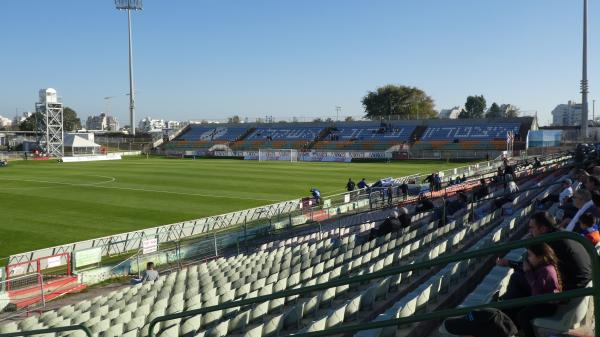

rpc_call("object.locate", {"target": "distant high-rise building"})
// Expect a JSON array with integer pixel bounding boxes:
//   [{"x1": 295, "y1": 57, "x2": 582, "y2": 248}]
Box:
[
  {"x1": 552, "y1": 101, "x2": 583, "y2": 126},
  {"x1": 86, "y1": 113, "x2": 119, "y2": 131},
  {"x1": 438, "y1": 106, "x2": 463, "y2": 119}
]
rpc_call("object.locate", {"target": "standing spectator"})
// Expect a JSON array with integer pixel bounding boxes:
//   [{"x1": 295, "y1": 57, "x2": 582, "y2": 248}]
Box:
[
  {"x1": 475, "y1": 178, "x2": 490, "y2": 201},
  {"x1": 400, "y1": 182, "x2": 409, "y2": 200},
  {"x1": 533, "y1": 157, "x2": 542, "y2": 169},
  {"x1": 387, "y1": 186, "x2": 393, "y2": 205},
  {"x1": 503, "y1": 158, "x2": 515, "y2": 182},
  {"x1": 346, "y1": 178, "x2": 355, "y2": 192},
  {"x1": 434, "y1": 173, "x2": 442, "y2": 191},
  {"x1": 577, "y1": 212, "x2": 600, "y2": 245},
  {"x1": 357, "y1": 178, "x2": 368, "y2": 190},
  {"x1": 310, "y1": 188, "x2": 321, "y2": 205},
  {"x1": 424, "y1": 173, "x2": 436, "y2": 191}
]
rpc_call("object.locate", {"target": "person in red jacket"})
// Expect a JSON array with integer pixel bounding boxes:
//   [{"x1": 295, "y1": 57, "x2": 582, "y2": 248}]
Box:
[{"x1": 578, "y1": 212, "x2": 600, "y2": 245}]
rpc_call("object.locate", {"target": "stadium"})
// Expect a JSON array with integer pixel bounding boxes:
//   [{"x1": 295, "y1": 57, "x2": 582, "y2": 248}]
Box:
[{"x1": 1, "y1": 2, "x2": 599, "y2": 337}]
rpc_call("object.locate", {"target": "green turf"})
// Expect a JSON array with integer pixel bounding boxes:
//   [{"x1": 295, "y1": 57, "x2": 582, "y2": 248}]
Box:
[{"x1": 0, "y1": 156, "x2": 470, "y2": 258}]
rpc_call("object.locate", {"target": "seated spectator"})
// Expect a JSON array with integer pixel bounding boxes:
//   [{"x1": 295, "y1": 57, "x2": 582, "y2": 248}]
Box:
[
  {"x1": 132, "y1": 261, "x2": 160, "y2": 284},
  {"x1": 533, "y1": 157, "x2": 542, "y2": 168},
  {"x1": 509, "y1": 243, "x2": 563, "y2": 337},
  {"x1": 369, "y1": 210, "x2": 402, "y2": 240},
  {"x1": 497, "y1": 212, "x2": 591, "y2": 300},
  {"x1": 444, "y1": 308, "x2": 517, "y2": 337},
  {"x1": 538, "y1": 178, "x2": 573, "y2": 208},
  {"x1": 415, "y1": 198, "x2": 434, "y2": 213},
  {"x1": 475, "y1": 178, "x2": 490, "y2": 201},
  {"x1": 446, "y1": 192, "x2": 468, "y2": 216},
  {"x1": 142, "y1": 262, "x2": 160, "y2": 282},
  {"x1": 577, "y1": 212, "x2": 600, "y2": 245},
  {"x1": 563, "y1": 189, "x2": 594, "y2": 231}
]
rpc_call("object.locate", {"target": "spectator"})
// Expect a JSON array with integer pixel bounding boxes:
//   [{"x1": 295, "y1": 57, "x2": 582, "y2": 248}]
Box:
[
  {"x1": 444, "y1": 308, "x2": 517, "y2": 337},
  {"x1": 564, "y1": 189, "x2": 594, "y2": 231},
  {"x1": 346, "y1": 178, "x2": 355, "y2": 192},
  {"x1": 424, "y1": 173, "x2": 435, "y2": 191},
  {"x1": 475, "y1": 178, "x2": 490, "y2": 201},
  {"x1": 400, "y1": 183, "x2": 409, "y2": 200},
  {"x1": 357, "y1": 178, "x2": 368, "y2": 189},
  {"x1": 537, "y1": 178, "x2": 573, "y2": 208},
  {"x1": 434, "y1": 173, "x2": 442, "y2": 191},
  {"x1": 415, "y1": 198, "x2": 435, "y2": 213},
  {"x1": 387, "y1": 186, "x2": 393, "y2": 205},
  {"x1": 369, "y1": 210, "x2": 402, "y2": 240},
  {"x1": 142, "y1": 262, "x2": 160, "y2": 282},
  {"x1": 310, "y1": 188, "x2": 321, "y2": 205},
  {"x1": 533, "y1": 157, "x2": 542, "y2": 169},
  {"x1": 511, "y1": 243, "x2": 563, "y2": 337},
  {"x1": 577, "y1": 212, "x2": 600, "y2": 245},
  {"x1": 497, "y1": 212, "x2": 591, "y2": 299},
  {"x1": 132, "y1": 261, "x2": 160, "y2": 284}
]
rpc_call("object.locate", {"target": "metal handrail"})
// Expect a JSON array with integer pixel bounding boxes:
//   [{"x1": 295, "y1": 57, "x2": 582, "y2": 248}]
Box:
[
  {"x1": 147, "y1": 231, "x2": 600, "y2": 337},
  {"x1": 0, "y1": 324, "x2": 92, "y2": 337}
]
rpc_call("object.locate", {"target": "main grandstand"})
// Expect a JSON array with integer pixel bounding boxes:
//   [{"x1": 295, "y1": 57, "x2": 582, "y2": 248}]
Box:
[
  {"x1": 1, "y1": 150, "x2": 596, "y2": 337},
  {"x1": 160, "y1": 117, "x2": 536, "y2": 160}
]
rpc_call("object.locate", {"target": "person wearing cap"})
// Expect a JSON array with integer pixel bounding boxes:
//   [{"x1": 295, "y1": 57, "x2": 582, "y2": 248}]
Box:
[{"x1": 310, "y1": 188, "x2": 321, "y2": 205}]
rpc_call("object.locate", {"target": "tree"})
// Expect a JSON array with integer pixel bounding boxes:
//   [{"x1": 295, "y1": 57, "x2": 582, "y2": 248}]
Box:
[
  {"x1": 63, "y1": 107, "x2": 81, "y2": 131},
  {"x1": 485, "y1": 102, "x2": 503, "y2": 119},
  {"x1": 362, "y1": 85, "x2": 437, "y2": 120},
  {"x1": 506, "y1": 106, "x2": 520, "y2": 118},
  {"x1": 344, "y1": 116, "x2": 355, "y2": 122},
  {"x1": 19, "y1": 107, "x2": 81, "y2": 131},
  {"x1": 312, "y1": 118, "x2": 323, "y2": 122},
  {"x1": 19, "y1": 112, "x2": 41, "y2": 131},
  {"x1": 228, "y1": 115, "x2": 241, "y2": 123},
  {"x1": 459, "y1": 95, "x2": 486, "y2": 119}
]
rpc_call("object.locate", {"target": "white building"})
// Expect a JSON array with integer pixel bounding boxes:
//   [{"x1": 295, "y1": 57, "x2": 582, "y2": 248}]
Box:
[
  {"x1": 0, "y1": 115, "x2": 12, "y2": 128},
  {"x1": 552, "y1": 101, "x2": 583, "y2": 126},
  {"x1": 86, "y1": 113, "x2": 119, "y2": 131},
  {"x1": 438, "y1": 106, "x2": 463, "y2": 119},
  {"x1": 139, "y1": 117, "x2": 186, "y2": 132}
]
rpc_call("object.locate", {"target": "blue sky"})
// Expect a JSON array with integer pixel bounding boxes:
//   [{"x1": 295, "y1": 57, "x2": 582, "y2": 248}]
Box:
[{"x1": 0, "y1": 1, "x2": 597, "y2": 126}]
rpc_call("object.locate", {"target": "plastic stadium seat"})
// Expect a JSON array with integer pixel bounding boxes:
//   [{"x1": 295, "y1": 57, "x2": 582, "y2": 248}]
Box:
[{"x1": 533, "y1": 281, "x2": 593, "y2": 332}]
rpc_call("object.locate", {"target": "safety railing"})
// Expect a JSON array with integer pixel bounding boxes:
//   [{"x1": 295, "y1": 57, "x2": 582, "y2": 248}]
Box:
[
  {"x1": 147, "y1": 231, "x2": 600, "y2": 337},
  {"x1": 0, "y1": 324, "x2": 92, "y2": 337}
]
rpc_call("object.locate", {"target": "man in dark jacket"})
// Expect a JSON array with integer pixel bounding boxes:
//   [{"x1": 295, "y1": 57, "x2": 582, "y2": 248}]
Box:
[{"x1": 346, "y1": 178, "x2": 355, "y2": 192}]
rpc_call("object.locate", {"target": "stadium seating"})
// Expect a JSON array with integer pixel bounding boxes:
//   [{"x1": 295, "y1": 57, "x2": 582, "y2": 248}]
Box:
[
  {"x1": 165, "y1": 125, "x2": 251, "y2": 152},
  {"x1": 0, "y1": 159, "x2": 571, "y2": 337},
  {"x1": 314, "y1": 123, "x2": 416, "y2": 151},
  {"x1": 420, "y1": 123, "x2": 521, "y2": 141}
]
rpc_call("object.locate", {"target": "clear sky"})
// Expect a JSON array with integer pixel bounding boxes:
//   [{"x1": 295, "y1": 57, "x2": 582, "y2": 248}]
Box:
[{"x1": 0, "y1": 0, "x2": 597, "y2": 126}]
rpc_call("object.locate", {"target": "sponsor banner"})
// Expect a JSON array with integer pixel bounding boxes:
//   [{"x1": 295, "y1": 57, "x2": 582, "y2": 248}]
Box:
[
  {"x1": 73, "y1": 247, "x2": 102, "y2": 269},
  {"x1": 46, "y1": 256, "x2": 62, "y2": 268}
]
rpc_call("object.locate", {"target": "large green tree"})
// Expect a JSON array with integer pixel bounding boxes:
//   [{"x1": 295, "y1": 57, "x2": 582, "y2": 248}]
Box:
[
  {"x1": 505, "y1": 106, "x2": 520, "y2": 118},
  {"x1": 362, "y1": 85, "x2": 437, "y2": 120},
  {"x1": 485, "y1": 102, "x2": 503, "y2": 118},
  {"x1": 459, "y1": 95, "x2": 486, "y2": 119},
  {"x1": 19, "y1": 107, "x2": 81, "y2": 131}
]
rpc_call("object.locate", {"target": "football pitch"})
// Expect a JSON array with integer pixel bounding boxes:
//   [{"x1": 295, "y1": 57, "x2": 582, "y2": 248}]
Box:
[{"x1": 0, "y1": 156, "x2": 470, "y2": 258}]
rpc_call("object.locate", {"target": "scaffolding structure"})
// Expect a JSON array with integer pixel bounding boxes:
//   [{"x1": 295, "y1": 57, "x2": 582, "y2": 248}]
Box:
[{"x1": 35, "y1": 88, "x2": 64, "y2": 158}]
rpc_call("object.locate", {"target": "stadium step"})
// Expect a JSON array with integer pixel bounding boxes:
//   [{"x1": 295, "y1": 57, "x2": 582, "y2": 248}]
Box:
[{"x1": 8, "y1": 276, "x2": 86, "y2": 309}]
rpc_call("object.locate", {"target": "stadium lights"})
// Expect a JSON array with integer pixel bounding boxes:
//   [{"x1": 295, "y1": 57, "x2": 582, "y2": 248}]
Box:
[
  {"x1": 115, "y1": 0, "x2": 143, "y2": 136},
  {"x1": 581, "y1": 0, "x2": 589, "y2": 141}
]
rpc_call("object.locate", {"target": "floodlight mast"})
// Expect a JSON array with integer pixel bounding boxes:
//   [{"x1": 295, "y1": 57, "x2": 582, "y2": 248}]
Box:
[{"x1": 115, "y1": 0, "x2": 142, "y2": 136}]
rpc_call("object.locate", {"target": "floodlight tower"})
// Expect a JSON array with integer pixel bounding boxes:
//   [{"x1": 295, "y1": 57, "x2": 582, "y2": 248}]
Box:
[
  {"x1": 35, "y1": 88, "x2": 64, "y2": 157},
  {"x1": 115, "y1": 0, "x2": 142, "y2": 136},
  {"x1": 581, "y1": 0, "x2": 589, "y2": 141}
]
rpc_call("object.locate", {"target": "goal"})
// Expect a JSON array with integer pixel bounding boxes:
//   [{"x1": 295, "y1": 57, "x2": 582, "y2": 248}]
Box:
[{"x1": 258, "y1": 149, "x2": 299, "y2": 162}]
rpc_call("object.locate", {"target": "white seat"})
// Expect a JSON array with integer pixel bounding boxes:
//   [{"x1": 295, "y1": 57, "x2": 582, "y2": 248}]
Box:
[
  {"x1": 243, "y1": 323, "x2": 264, "y2": 337},
  {"x1": 326, "y1": 304, "x2": 346, "y2": 328},
  {"x1": 263, "y1": 313, "x2": 284, "y2": 337}
]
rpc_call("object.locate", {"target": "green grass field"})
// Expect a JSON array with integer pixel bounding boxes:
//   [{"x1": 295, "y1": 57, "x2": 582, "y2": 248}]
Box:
[{"x1": 0, "y1": 157, "x2": 470, "y2": 258}]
